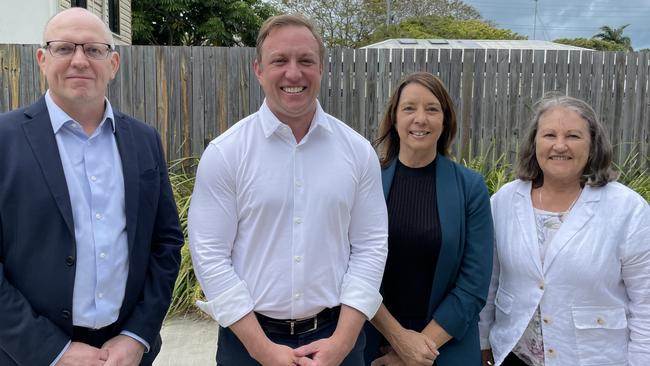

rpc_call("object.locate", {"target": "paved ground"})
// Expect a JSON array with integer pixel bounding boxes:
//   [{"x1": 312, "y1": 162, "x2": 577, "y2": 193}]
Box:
[{"x1": 154, "y1": 316, "x2": 218, "y2": 366}]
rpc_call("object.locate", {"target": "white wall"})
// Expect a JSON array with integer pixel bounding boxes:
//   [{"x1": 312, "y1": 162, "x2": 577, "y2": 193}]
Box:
[{"x1": 0, "y1": 0, "x2": 58, "y2": 44}]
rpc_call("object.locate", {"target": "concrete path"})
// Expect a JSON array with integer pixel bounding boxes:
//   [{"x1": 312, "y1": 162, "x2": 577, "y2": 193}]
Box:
[{"x1": 154, "y1": 316, "x2": 218, "y2": 366}]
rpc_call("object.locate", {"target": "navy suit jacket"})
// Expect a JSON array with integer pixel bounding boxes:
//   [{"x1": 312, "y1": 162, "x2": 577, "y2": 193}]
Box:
[
  {"x1": 365, "y1": 155, "x2": 494, "y2": 366},
  {"x1": 0, "y1": 97, "x2": 184, "y2": 365}
]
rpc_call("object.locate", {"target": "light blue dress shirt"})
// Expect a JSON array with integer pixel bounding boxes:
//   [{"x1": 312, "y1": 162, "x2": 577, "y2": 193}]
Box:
[{"x1": 45, "y1": 92, "x2": 148, "y2": 365}]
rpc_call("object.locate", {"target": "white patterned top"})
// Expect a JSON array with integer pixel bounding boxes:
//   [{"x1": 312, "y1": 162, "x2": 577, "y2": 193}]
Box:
[{"x1": 511, "y1": 208, "x2": 565, "y2": 366}]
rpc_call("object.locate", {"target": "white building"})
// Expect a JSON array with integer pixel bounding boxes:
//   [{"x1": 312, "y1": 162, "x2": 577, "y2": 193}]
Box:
[
  {"x1": 362, "y1": 39, "x2": 590, "y2": 51},
  {"x1": 0, "y1": 0, "x2": 131, "y2": 45}
]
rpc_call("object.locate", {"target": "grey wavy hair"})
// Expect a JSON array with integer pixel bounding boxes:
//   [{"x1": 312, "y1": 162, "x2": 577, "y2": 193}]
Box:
[{"x1": 515, "y1": 92, "x2": 618, "y2": 187}]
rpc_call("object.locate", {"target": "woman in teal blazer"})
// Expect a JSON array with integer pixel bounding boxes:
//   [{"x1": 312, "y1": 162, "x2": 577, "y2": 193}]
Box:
[{"x1": 364, "y1": 72, "x2": 494, "y2": 366}]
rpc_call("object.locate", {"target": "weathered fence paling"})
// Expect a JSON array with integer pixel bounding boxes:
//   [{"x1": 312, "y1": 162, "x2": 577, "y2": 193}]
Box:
[{"x1": 1, "y1": 44, "x2": 648, "y2": 167}]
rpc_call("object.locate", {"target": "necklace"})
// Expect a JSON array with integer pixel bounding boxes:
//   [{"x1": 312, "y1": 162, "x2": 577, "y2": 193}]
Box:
[{"x1": 538, "y1": 186, "x2": 582, "y2": 221}]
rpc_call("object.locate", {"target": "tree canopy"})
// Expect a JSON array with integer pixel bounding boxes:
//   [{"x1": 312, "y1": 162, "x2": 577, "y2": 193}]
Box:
[
  {"x1": 132, "y1": 0, "x2": 277, "y2": 46},
  {"x1": 361, "y1": 16, "x2": 526, "y2": 46},
  {"x1": 553, "y1": 37, "x2": 630, "y2": 51},
  {"x1": 273, "y1": 0, "x2": 483, "y2": 47},
  {"x1": 593, "y1": 24, "x2": 632, "y2": 51}
]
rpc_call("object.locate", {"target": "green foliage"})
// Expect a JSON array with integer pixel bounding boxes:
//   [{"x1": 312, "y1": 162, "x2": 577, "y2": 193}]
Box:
[
  {"x1": 274, "y1": 0, "x2": 483, "y2": 48},
  {"x1": 553, "y1": 38, "x2": 630, "y2": 51},
  {"x1": 461, "y1": 155, "x2": 514, "y2": 196},
  {"x1": 593, "y1": 24, "x2": 633, "y2": 51},
  {"x1": 273, "y1": 0, "x2": 384, "y2": 47},
  {"x1": 613, "y1": 151, "x2": 650, "y2": 202},
  {"x1": 362, "y1": 16, "x2": 526, "y2": 46},
  {"x1": 167, "y1": 158, "x2": 205, "y2": 316},
  {"x1": 132, "y1": 0, "x2": 278, "y2": 46}
]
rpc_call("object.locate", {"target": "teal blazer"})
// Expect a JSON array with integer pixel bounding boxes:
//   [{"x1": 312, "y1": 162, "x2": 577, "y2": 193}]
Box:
[{"x1": 365, "y1": 155, "x2": 494, "y2": 366}]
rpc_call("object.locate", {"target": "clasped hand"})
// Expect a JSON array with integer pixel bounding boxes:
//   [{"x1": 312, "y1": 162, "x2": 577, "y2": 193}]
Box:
[
  {"x1": 56, "y1": 335, "x2": 144, "y2": 366},
  {"x1": 372, "y1": 329, "x2": 439, "y2": 366},
  {"x1": 254, "y1": 336, "x2": 352, "y2": 366}
]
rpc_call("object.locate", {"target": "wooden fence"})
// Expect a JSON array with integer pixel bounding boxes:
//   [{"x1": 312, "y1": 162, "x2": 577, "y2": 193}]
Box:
[{"x1": 1, "y1": 44, "x2": 649, "y2": 167}]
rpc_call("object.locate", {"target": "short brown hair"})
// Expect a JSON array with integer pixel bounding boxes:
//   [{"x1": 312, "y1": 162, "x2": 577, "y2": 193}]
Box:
[
  {"x1": 516, "y1": 92, "x2": 618, "y2": 187},
  {"x1": 375, "y1": 72, "x2": 457, "y2": 168},
  {"x1": 256, "y1": 14, "x2": 325, "y2": 64}
]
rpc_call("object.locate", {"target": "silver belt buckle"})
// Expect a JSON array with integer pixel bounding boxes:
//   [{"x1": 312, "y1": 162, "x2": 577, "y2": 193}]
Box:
[{"x1": 289, "y1": 316, "x2": 318, "y2": 335}]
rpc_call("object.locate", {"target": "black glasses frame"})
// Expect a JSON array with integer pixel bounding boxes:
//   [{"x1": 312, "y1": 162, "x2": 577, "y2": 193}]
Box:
[{"x1": 44, "y1": 40, "x2": 114, "y2": 59}]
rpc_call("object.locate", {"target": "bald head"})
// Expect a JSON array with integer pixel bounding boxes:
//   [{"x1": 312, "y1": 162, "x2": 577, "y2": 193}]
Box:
[{"x1": 43, "y1": 7, "x2": 114, "y2": 48}]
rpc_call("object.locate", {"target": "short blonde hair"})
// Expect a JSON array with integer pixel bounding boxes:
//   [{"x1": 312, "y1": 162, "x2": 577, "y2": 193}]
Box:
[{"x1": 255, "y1": 14, "x2": 324, "y2": 64}]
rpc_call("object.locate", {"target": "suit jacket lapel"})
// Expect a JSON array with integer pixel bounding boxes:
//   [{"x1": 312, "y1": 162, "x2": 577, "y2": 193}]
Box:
[
  {"x1": 114, "y1": 113, "x2": 139, "y2": 254},
  {"x1": 428, "y1": 155, "x2": 462, "y2": 316},
  {"x1": 543, "y1": 186, "x2": 598, "y2": 273},
  {"x1": 21, "y1": 97, "x2": 75, "y2": 236},
  {"x1": 513, "y1": 182, "x2": 544, "y2": 275},
  {"x1": 381, "y1": 159, "x2": 397, "y2": 200}
]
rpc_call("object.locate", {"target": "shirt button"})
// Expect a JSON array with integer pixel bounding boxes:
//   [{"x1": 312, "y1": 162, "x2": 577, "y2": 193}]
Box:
[
  {"x1": 90, "y1": 175, "x2": 97, "y2": 182},
  {"x1": 100, "y1": 252, "x2": 106, "y2": 259},
  {"x1": 538, "y1": 282, "x2": 545, "y2": 290},
  {"x1": 294, "y1": 293, "x2": 301, "y2": 299},
  {"x1": 98, "y1": 293, "x2": 103, "y2": 299},
  {"x1": 95, "y1": 213, "x2": 103, "y2": 220},
  {"x1": 61, "y1": 309, "x2": 71, "y2": 319},
  {"x1": 295, "y1": 180, "x2": 302, "y2": 187},
  {"x1": 543, "y1": 317, "x2": 551, "y2": 324},
  {"x1": 597, "y1": 317, "x2": 605, "y2": 325},
  {"x1": 295, "y1": 217, "x2": 302, "y2": 224},
  {"x1": 294, "y1": 256, "x2": 302, "y2": 263},
  {"x1": 547, "y1": 348, "x2": 556, "y2": 357}
]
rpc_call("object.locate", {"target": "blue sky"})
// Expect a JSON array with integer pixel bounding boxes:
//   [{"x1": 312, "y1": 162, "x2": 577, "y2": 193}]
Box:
[{"x1": 463, "y1": 0, "x2": 650, "y2": 50}]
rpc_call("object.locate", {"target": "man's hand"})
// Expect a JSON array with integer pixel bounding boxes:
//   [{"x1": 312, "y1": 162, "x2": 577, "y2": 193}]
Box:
[
  {"x1": 370, "y1": 349, "x2": 406, "y2": 366},
  {"x1": 100, "y1": 335, "x2": 145, "y2": 366},
  {"x1": 387, "y1": 328, "x2": 438, "y2": 366},
  {"x1": 294, "y1": 336, "x2": 352, "y2": 366},
  {"x1": 251, "y1": 341, "x2": 299, "y2": 366},
  {"x1": 55, "y1": 342, "x2": 108, "y2": 366}
]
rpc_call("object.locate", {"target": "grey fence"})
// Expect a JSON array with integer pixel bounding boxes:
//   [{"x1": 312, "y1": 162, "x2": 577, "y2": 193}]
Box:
[{"x1": 1, "y1": 44, "x2": 648, "y2": 167}]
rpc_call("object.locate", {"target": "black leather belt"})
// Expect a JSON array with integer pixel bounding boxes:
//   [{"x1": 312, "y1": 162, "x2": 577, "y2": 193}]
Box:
[{"x1": 256, "y1": 306, "x2": 341, "y2": 336}]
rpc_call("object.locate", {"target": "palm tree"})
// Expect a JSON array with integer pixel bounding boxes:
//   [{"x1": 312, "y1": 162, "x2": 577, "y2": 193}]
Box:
[{"x1": 594, "y1": 24, "x2": 632, "y2": 51}]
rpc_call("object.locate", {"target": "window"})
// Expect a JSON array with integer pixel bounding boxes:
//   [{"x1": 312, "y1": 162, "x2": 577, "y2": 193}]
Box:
[
  {"x1": 71, "y1": 0, "x2": 87, "y2": 7},
  {"x1": 108, "y1": 0, "x2": 120, "y2": 34}
]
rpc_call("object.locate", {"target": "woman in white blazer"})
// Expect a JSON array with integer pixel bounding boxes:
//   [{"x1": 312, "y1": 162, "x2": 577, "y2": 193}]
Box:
[{"x1": 479, "y1": 93, "x2": 650, "y2": 366}]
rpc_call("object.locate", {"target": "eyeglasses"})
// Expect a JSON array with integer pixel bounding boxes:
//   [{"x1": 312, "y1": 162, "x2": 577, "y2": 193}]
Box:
[{"x1": 44, "y1": 41, "x2": 113, "y2": 60}]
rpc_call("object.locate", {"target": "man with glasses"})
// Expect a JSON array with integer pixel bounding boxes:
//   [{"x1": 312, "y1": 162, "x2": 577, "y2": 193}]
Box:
[{"x1": 0, "y1": 7, "x2": 183, "y2": 366}]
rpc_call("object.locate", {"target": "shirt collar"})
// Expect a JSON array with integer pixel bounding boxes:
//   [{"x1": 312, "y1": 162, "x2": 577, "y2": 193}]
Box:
[
  {"x1": 259, "y1": 99, "x2": 333, "y2": 139},
  {"x1": 45, "y1": 90, "x2": 116, "y2": 134}
]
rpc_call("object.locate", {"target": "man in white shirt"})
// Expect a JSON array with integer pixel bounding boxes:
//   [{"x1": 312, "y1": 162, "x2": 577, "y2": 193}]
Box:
[{"x1": 188, "y1": 14, "x2": 388, "y2": 366}]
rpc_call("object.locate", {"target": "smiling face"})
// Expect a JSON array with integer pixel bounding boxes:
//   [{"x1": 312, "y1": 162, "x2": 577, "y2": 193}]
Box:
[
  {"x1": 36, "y1": 8, "x2": 119, "y2": 113},
  {"x1": 535, "y1": 106, "x2": 591, "y2": 184},
  {"x1": 395, "y1": 82, "x2": 444, "y2": 165},
  {"x1": 254, "y1": 25, "x2": 323, "y2": 126}
]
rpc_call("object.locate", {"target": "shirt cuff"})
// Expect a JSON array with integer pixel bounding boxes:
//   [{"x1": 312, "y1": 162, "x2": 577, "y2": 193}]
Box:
[
  {"x1": 49, "y1": 340, "x2": 71, "y2": 366},
  {"x1": 339, "y1": 274, "x2": 383, "y2": 320},
  {"x1": 120, "y1": 331, "x2": 151, "y2": 353},
  {"x1": 196, "y1": 281, "x2": 255, "y2": 327}
]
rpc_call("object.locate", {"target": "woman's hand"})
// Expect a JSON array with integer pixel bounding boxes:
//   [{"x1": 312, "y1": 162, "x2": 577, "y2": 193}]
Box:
[
  {"x1": 370, "y1": 349, "x2": 406, "y2": 366},
  {"x1": 481, "y1": 349, "x2": 495, "y2": 366},
  {"x1": 387, "y1": 328, "x2": 439, "y2": 365}
]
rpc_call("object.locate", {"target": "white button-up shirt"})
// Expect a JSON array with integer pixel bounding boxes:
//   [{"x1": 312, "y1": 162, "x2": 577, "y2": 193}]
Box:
[{"x1": 189, "y1": 101, "x2": 388, "y2": 327}]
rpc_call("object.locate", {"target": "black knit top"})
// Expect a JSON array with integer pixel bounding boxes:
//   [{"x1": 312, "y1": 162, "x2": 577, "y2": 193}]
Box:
[{"x1": 382, "y1": 158, "x2": 442, "y2": 320}]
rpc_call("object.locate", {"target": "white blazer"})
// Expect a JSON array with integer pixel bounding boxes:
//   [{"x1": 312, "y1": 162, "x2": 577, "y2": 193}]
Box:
[{"x1": 479, "y1": 180, "x2": 650, "y2": 366}]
